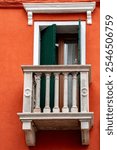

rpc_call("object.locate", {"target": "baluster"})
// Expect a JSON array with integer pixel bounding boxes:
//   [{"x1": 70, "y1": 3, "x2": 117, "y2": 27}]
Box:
[
  {"x1": 32, "y1": 80, "x2": 36, "y2": 110},
  {"x1": 43, "y1": 73, "x2": 51, "y2": 113},
  {"x1": 33, "y1": 74, "x2": 41, "y2": 112},
  {"x1": 71, "y1": 73, "x2": 78, "y2": 112},
  {"x1": 62, "y1": 73, "x2": 69, "y2": 112},
  {"x1": 53, "y1": 73, "x2": 60, "y2": 113}
]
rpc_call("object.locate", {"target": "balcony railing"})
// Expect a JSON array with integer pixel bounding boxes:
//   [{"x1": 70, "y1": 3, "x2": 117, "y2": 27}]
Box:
[{"x1": 18, "y1": 65, "x2": 94, "y2": 146}]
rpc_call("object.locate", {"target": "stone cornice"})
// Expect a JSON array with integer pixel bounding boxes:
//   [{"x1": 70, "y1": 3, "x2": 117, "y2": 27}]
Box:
[{"x1": 23, "y1": 2, "x2": 96, "y2": 25}]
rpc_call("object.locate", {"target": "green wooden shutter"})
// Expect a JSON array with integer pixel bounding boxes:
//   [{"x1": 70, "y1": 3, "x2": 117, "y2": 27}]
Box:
[
  {"x1": 40, "y1": 24, "x2": 57, "y2": 111},
  {"x1": 78, "y1": 20, "x2": 81, "y2": 64}
]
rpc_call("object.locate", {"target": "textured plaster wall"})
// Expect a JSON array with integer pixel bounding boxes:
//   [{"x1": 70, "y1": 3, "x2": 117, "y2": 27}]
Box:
[{"x1": 0, "y1": 2, "x2": 100, "y2": 150}]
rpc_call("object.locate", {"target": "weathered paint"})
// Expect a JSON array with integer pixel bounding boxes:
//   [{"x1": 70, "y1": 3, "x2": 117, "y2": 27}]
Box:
[{"x1": 0, "y1": 1, "x2": 100, "y2": 150}]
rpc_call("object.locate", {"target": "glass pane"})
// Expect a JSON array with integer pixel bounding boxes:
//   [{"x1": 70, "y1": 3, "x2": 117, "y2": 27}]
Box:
[
  {"x1": 64, "y1": 43, "x2": 78, "y2": 111},
  {"x1": 64, "y1": 43, "x2": 78, "y2": 65}
]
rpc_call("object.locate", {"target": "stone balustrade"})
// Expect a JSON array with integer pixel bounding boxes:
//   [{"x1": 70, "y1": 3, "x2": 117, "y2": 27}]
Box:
[
  {"x1": 21, "y1": 65, "x2": 91, "y2": 114},
  {"x1": 18, "y1": 65, "x2": 93, "y2": 146}
]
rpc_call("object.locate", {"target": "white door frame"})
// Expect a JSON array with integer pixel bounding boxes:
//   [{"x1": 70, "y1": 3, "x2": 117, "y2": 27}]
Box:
[{"x1": 33, "y1": 21, "x2": 86, "y2": 65}]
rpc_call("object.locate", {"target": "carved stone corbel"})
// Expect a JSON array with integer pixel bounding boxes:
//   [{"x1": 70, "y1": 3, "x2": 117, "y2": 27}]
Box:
[
  {"x1": 22, "y1": 120, "x2": 36, "y2": 146},
  {"x1": 80, "y1": 121, "x2": 90, "y2": 145},
  {"x1": 87, "y1": 11, "x2": 92, "y2": 24},
  {"x1": 27, "y1": 11, "x2": 33, "y2": 25}
]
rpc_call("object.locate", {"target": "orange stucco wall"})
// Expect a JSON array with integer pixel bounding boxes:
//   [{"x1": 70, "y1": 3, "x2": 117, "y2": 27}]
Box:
[{"x1": 0, "y1": 2, "x2": 100, "y2": 150}]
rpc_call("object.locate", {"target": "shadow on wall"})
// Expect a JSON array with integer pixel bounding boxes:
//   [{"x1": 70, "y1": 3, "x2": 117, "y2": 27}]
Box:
[{"x1": 29, "y1": 130, "x2": 89, "y2": 150}]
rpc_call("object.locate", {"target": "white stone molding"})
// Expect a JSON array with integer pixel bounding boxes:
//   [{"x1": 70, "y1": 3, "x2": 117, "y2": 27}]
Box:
[
  {"x1": 81, "y1": 21, "x2": 86, "y2": 65},
  {"x1": 21, "y1": 65, "x2": 91, "y2": 83},
  {"x1": 18, "y1": 112, "x2": 93, "y2": 120},
  {"x1": 18, "y1": 112, "x2": 94, "y2": 146},
  {"x1": 81, "y1": 87, "x2": 88, "y2": 97},
  {"x1": 23, "y1": 2, "x2": 96, "y2": 25},
  {"x1": 21, "y1": 65, "x2": 91, "y2": 79},
  {"x1": 24, "y1": 88, "x2": 31, "y2": 97}
]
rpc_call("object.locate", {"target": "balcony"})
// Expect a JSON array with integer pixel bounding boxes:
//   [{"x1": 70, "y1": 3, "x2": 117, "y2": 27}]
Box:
[{"x1": 17, "y1": 65, "x2": 94, "y2": 146}]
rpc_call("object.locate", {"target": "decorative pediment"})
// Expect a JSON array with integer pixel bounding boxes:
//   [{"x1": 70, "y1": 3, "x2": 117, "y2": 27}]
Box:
[{"x1": 23, "y1": 2, "x2": 96, "y2": 25}]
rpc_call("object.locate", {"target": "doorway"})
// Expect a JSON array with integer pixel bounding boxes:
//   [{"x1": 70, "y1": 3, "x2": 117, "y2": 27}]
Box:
[{"x1": 33, "y1": 21, "x2": 86, "y2": 112}]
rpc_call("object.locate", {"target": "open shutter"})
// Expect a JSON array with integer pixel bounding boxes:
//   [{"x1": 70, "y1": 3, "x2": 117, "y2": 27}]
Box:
[
  {"x1": 40, "y1": 24, "x2": 57, "y2": 111},
  {"x1": 40, "y1": 24, "x2": 57, "y2": 65},
  {"x1": 78, "y1": 20, "x2": 81, "y2": 64}
]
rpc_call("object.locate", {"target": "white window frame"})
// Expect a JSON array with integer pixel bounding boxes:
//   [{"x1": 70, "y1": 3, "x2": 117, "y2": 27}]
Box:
[{"x1": 33, "y1": 21, "x2": 86, "y2": 65}]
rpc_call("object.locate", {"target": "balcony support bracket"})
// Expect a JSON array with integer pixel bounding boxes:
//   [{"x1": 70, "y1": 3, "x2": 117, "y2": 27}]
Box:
[
  {"x1": 22, "y1": 120, "x2": 36, "y2": 146},
  {"x1": 80, "y1": 120, "x2": 91, "y2": 145},
  {"x1": 18, "y1": 112, "x2": 94, "y2": 146}
]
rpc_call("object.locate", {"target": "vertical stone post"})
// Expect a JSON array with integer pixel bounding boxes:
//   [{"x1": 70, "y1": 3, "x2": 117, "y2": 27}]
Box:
[
  {"x1": 80, "y1": 72, "x2": 89, "y2": 112},
  {"x1": 23, "y1": 72, "x2": 33, "y2": 113},
  {"x1": 80, "y1": 71, "x2": 90, "y2": 145},
  {"x1": 22, "y1": 71, "x2": 35, "y2": 146}
]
